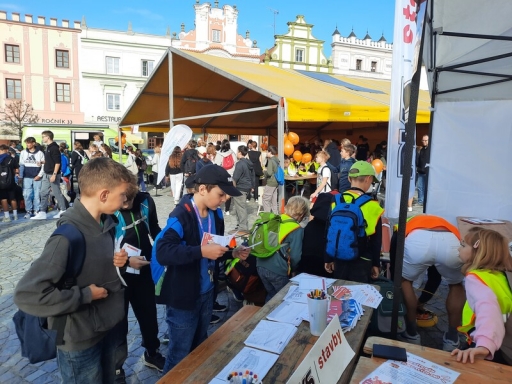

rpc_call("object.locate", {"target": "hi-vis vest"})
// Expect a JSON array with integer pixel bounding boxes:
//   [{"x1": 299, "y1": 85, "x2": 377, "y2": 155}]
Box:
[
  {"x1": 458, "y1": 269, "x2": 512, "y2": 345},
  {"x1": 393, "y1": 215, "x2": 461, "y2": 239}
]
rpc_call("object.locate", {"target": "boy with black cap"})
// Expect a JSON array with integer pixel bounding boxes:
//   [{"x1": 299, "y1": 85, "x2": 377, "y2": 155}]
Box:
[
  {"x1": 324, "y1": 161, "x2": 384, "y2": 283},
  {"x1": 154, "y1": 165, "x2": 250, "y2": 373}
]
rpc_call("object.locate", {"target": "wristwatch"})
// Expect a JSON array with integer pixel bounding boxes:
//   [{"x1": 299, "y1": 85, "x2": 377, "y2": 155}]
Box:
[{"x1": 52, "y1": 173, "x2": 57, "y2": 175}]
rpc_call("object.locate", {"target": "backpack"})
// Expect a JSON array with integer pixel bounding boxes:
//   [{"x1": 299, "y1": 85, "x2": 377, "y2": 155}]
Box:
[
  {"x1": 225, "y1": 255, "x2": 267, "y2": 306},
  {"x1": 139, "y1": 156, "x2": 148, "y2": 171},
  {"x1": 0, "y1": 157, "x2": 14, "y2": 189},
  {"x1": 114, "y1": 196, "x2": 150, "y2": 242},
  {"x1": 325, "y1": 192, "x2": 372, "y2": 261},
  {"x1": 271, "y1": 158, "x2": 285, "y2": 186},
  {"x1": 74, "y1": 150, "x2": 88, "y2": 165},
  {"x1": 368, "y1": 277, "x2": 407, "y2": 337},
  {"x1": 248, "y1": 212, "x2": 300, "y2": 258},
  {"x1": 324, "y1": 162, "x2": 339, "y2": 191},
  {"x1": 222, "y1": 153, "x2": 235, "y2": 170},
  {"x1": 184, "y1": 151, "x2": 199, "y2": 174},
  {"x1": 12, "y1": 224, "x2": 86, "y2": 364}
]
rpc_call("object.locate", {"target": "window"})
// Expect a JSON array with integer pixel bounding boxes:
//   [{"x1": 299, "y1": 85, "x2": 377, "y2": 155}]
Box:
[
  {"x1": 106, "y1": 93, "x2": 120, "y2": 111},
  {"x1": 141, "y1": 60, "x2": 154, "y2": 77},
  {"x1": 56, "y1": 50, "x2": 69, "y2": 68},
  {"x1": 6, "y1": 79, "x2": 22, "y2": 99},
  {"x1": 356, "y1": 59, "x2": 362, "y2": 70},
  {"x1": 371, "y1": 61, "x2": 377, "y2": 72},
  {"x1": 106, "y1": 57, "x2": 120, "y2": 74},
  {"x1": 5, "y1": 44, "x2": 20, "y2": 63},
  {"x1": 295, "y1": 48, "x2": 304, "y2": 63},
  {"x1": 212, "y1": 29, "x2": 221, "y2": 43},
  {"x1": 56, "y1": 83, "x2": 71, "y2": 102}
]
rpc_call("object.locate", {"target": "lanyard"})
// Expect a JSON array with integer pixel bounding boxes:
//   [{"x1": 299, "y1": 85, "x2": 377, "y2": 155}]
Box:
[
  {"x1": 129, "y1": 211, "x2": 141, "y2": 247},
  {"x1": 190, "y1": 198, "x2": 212, "y2": 236}
]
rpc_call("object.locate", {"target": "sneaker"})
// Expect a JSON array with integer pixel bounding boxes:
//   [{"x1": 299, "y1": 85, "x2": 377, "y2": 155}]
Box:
[
  {"x1": 229, "y1": 287, "x2": 244, "y2": 302},
  {"x1": 53, "y1": 210, "x2": 66, "y2": 219},
  {"x1": 416, "y1": 308, "x2": 438, "y2": 328},
  {"x1": 210, "y1": 314, "x2": 220, "y2": 324},
  {"x1": 1, "y1": 216, "x2": 11, "y2": 223},
  {"x1": 31, "y1": 211, "x2": 47, "y2": 220},
  {"x1": 24, "y1": 212, "x2": 32, "y2": 219},
  {"x1": 143, "y1": 351, "x2": 165, "y2": 372},
  {"x1": 161, "y1": 332, "x2": 169, "y2": 344},
  {"x1": 442, "y1": 332, "x2": 460, "y2": 352},
  {"x1": 407, "y1": 206, "x2": 412, "y2": 212},
  {"x1": 213, "y1": 301, "x2": 227, "y2": 312},
  {"x1": 397, "y1": 331, "x2": 422, "y2": 345},
  {"x1": 12, "y1": 214, "x2": 18, "y2": 221},
  {"x1": 243, "y1": 300, "x2": 255, "y2": 306},
  {"x1": 224, "y1": 211, "x2": 230, "y2": 216}
]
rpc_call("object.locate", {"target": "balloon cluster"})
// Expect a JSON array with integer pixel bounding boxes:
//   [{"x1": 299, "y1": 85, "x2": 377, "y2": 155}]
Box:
[{"x1": 284, "y1": 132, "x2": 299, "y2": 156}]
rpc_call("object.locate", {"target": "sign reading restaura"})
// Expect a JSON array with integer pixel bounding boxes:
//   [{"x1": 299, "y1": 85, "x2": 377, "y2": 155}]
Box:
[{"x1": 286, "y1": 316, "x2": 354, "y2": 384}]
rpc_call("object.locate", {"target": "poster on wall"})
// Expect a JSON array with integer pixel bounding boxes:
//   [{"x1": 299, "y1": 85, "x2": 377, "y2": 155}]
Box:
[{"x1": 385, "y1": 0, "x2": 428, "y2": 219}]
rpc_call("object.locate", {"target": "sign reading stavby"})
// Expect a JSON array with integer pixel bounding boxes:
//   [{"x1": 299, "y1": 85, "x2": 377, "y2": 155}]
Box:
[{"x1": 286, "y1": 316, "x2": 354, "y2": 383}]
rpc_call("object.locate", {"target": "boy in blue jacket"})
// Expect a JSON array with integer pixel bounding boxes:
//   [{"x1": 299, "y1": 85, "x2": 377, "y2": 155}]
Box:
[{"x1": 154, "y1": 165, "x2": 250, "y2": 373}]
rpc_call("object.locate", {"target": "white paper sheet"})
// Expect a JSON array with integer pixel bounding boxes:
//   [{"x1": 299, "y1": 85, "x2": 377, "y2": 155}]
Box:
[
  {"x1": 290, "y1": 273, "x2": 337, "y2": 288},
  {"x1": 209, "y1": 347, "x2": 279, "y2": 384},
  {"x1": 245, "y1": 320, "x2": 297, "y2": 355},
  {"x1": 123, "y1": 243, "x2": 142, "y2": 275},
  {"x1": 359, "y1": 352, "x2": 460, "y2": 384},
  {"x1": 332, "y1": 285, "x2": 383, "y2": 309},
  {"x1": 283, "y1": 285, "x2": 308, "y2": 304},
  {"x1": 267, "y1": 301, "x2": 308, "y2": 326}
]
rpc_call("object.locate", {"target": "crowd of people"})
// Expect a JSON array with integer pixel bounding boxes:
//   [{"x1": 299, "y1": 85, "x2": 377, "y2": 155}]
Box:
[{"x1": 3, "y1": 130, "x2": 511, "y2": 383}]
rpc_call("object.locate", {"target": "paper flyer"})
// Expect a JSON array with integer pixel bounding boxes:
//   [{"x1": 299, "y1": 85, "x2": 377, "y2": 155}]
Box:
[
  {"x1": 122, "y1": 243, "x2": 142, "y2": 275},
  {"x1": 359, "y1": 352, "x2": 460, "y2": 384},
  {"x1": 201, "y1": 232, "x2": 234, "y2": 247}
]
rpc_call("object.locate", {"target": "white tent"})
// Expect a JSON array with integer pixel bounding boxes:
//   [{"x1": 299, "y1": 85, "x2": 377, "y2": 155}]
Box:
[{"x1": 423, "y1": 0, "x2": 512, "y2": 224}]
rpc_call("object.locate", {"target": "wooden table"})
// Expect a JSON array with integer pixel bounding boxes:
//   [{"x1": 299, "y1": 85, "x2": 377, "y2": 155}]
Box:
[
  {"x1": 160, "y1": 280, "x2": 377, "y2": 383},
  {"x1": 285, "y1": 174, "x2": 316, "y2": 195},
  {"x1": 457, "y1": 216, "x2": 512, "y2": 241},
  {"x1": 350, "y1": 336, "x2": 512, "y2": 383}
]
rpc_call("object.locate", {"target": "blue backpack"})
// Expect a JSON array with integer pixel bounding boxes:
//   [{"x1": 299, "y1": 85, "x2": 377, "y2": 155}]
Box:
[
  {"x1": 325, "y1": 192, "x2": 372, "y2": 261},
  {"x1": 13, "y1": 224, "x2": 86, "y2": 364},
  {"x1": 114, "y1": 197, "x2": 150, "y2": 242},
  {"x1": 272, "y1": 158, "x2": 285, "y2": 186}
]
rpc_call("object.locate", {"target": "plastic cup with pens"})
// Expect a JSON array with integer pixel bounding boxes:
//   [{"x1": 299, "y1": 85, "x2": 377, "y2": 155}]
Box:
[{"x1": 307, "y1": 289, "x2": 330, "y2": 336}]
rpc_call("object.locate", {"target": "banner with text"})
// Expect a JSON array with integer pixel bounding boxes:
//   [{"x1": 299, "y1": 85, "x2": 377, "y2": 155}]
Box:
[
  {"x1": 157, "y1": 124, "x2": 193, "y2": 185},
  {"x1": 385, "y1": 0, "x2": 428, "y2": 218},
  {"x1": 286, "y1": 316, "x2": 354, "y2": 384}
]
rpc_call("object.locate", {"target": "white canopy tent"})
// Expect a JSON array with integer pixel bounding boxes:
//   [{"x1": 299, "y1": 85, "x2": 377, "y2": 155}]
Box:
[{"x1": 423, "y1": 0, "x2": 512, "y2": 224}]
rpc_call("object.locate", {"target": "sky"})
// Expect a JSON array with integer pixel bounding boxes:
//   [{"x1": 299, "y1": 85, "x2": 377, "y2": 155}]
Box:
[{"x1": 3, "y1": 1, "x2": 396, "y2": 56}]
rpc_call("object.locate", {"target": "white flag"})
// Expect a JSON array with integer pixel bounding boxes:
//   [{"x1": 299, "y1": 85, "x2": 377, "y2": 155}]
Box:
[{"x1": 157, "y1": 124, "x2": 193, "y2": 185}]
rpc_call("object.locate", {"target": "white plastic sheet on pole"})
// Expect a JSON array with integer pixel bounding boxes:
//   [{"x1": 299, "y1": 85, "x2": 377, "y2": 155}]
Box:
[
  {"x1": 156, "y1": 124, "x2": 193, "y2": 185},
  {"x1": 426, "y1": 101, "x2": 512, "y2": 224},
  {"x1": 384, "y1": 0, "x2": 427, "y2": 219}
]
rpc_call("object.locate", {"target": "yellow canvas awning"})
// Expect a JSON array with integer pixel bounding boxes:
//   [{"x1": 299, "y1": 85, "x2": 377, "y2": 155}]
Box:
[{"x1": 119, "y1": 47, "x2": 430, "y2": 136}]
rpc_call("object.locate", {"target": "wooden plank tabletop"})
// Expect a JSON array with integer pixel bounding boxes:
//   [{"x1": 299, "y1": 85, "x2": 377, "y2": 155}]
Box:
[
  {"x1": 285, "y1": 175, "x2": 317, "y2": 181},
  {"x1": 160, "y1": 280, "x2": 377, "y2": 384},
  {"x1": 349, "y1": 336, "x2": 512, "y2": 383}
]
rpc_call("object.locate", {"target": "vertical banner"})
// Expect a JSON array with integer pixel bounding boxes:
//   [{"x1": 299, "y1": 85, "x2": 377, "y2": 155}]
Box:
[
  {"x1": 156, "y1": 124, "x2": 193, "y2": 185},
  {"x1": 385, "y1": 0, "x2": 428, "y2": 219}
]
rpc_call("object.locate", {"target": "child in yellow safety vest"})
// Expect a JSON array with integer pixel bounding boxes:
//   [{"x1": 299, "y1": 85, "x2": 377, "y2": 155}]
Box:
[{"x1": 451, "y1": 227, "x2": 512, "y2": 365}]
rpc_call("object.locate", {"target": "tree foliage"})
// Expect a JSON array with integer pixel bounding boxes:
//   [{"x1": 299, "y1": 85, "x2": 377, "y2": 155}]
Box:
[{"x1": 0, "y1": 100, "x2": 39, "y2": 139}]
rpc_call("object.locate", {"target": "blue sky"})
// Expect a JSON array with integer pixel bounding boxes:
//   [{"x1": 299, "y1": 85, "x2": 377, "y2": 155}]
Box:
[{"x1": 3, "y1": 1, "x2": 395, "y2": 56}]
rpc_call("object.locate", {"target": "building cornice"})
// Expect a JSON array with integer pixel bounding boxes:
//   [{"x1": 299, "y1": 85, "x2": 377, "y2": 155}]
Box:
[
  {"x1": 0, "y1": 18, "x2": 81, "y2": 33},
  {"x1": 82, "y1": 72, "x2": 147, "y2": 83},
  {"x1": 80, "y1": 38, "x2": 171, "y2": 50}
]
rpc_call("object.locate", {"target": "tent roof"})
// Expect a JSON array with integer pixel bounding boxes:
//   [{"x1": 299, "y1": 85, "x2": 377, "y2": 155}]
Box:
[
  {"x1": 423, "y1": 0, "x2": 512, "y2": 102},
  {"x1": 119, "y1": 47, "x2": 430, "y2": 134}
]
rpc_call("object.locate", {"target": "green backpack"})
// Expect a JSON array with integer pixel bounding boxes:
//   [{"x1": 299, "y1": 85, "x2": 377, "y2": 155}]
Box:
[{"x1": 248, "y1": 212, "x2": 300, "y2": 258}]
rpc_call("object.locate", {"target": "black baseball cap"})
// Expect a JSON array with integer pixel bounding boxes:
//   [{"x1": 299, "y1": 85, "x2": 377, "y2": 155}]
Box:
[{"x1": 185, "y1": 165, "x2": 242, "y2": 196}]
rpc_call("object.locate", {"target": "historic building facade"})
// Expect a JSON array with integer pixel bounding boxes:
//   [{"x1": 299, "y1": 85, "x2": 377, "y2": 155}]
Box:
[{"x1": 0, "y1": 12, "x2": 84, "y2": 127}]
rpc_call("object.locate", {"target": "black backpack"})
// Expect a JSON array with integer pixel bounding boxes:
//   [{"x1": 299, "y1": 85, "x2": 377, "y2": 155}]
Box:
[
  {"x1": 0, "y1": 157, "x2": 14, "y2": 189},
  {"x1": 13, "y1": 224, "x2": 86, "y2": 364},
  {"x1": 184, "y1": 151, "x2": 199, "y2": 174},
  {"x1": 321, "y1": 162, "x2": 339, "y2": 192},
  {"x1": 139, "y1": 156, "x2": 148, "y2": 171}
]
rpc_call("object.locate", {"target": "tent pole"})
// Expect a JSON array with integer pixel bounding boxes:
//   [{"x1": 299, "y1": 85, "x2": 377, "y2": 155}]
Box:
[
  {"x1": 118, "y1": 130, "x2": 122, "y2": 164},
  {"x1": 165, "y1": 49, "x2": 175, "y2": 199},
  {"x1": 390, "y1": 11, "x2": 428, "y2": 339},
  {"x1": 277, "y1": 99, "x2": 285, "y2": 212}
]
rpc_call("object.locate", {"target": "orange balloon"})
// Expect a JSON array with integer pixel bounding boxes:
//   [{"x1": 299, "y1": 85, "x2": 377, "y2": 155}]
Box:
[
  {"x1": 372, "y1": 159, "x2": 384, "y2": 174},
  {"x1": 293, "y1": 150, "x2": 303, "y2": 162},
  {"x1": 121, "y1": 137, "x2": 127, "y2": 146},
  {"x1": 302, "y1": 153, "x2": 312, "y2": 163},
  {"x1": 284, "y1": 140, "x2": 294, "y2": 156},
  {"x1": 283, "y1": 133, "x2": 288, "y2": 143},
  {"x1": 288, "y1": 132, "x2": 299, "y2": 145}
]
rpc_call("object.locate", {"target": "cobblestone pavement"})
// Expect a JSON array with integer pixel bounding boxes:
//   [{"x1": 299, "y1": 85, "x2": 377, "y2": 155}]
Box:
[{"x1": 0, "y1": 187, "x2": 449, "y2": 383}]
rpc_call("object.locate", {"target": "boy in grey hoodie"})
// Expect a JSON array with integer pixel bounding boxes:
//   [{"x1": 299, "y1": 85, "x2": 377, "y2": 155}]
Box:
[
  {"x1": 14, "y1": 158, "x2": 134, "y2": 383},
  {"x1": 232, "y1": 145, "x2": 255, "y2": 230}
]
